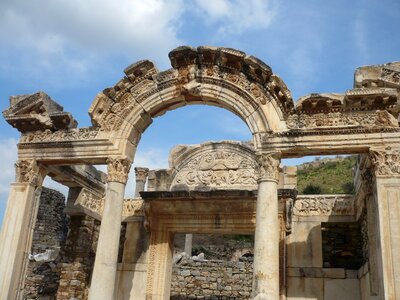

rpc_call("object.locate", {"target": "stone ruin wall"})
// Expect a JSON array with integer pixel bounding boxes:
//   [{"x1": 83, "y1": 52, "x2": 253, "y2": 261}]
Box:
[
  {"x1": 170, "y1": 258, "x2": 253, "y2": 300},
  {"x1": 23, "y1": 187, "x2": 67, "y2": 299},
  {"x1": 22, "y1": 187, "x2": 101, "y2": 300}
]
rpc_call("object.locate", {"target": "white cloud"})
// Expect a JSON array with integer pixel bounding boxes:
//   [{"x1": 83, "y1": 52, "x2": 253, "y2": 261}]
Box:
[
  {"x1": 0, "y1": 139, "x2": 169, "y2": 220},
  {"x1": 217, "y1": 115, "x2": 251, "y2": 138},
  {"x1": 0, "y1": 138, "x2": 18, "y2": 196},
  {"x1": 194, "y1": 0, "x2": 279, "y2": 34},
  {"x1": 0, "y1": 0, "x2": 184, "y2": 85},
  {"x1": 43, "y1": 177, "x2": 69, "y2": 197},
  {"x1": 134, "y1": 147, "x2": 169, "y2": 170},
  {"x1": 353, "y1": 15, "x2": 369, "y2": 63},
  {"x1": 124, "y1": 147, "x2": 169, "y2": 197},
  {"x1": 93, "y1": 148, "x2": 169, "y2": 198},
  {"x1": 0, "y1": 138, "x2": 18, "y2": 224}
]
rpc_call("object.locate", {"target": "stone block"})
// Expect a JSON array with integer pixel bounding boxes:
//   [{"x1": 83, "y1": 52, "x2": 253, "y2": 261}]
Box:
[
  {"x1": 287, "y1": 277, "x2": 323, "y2": 300},
  {"x1": 324, "y1": 279, "x2": 360, "y2": 300}
]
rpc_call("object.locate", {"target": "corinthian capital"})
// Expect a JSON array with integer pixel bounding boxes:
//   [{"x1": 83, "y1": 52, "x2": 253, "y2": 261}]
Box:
[
  {"x1": 135, "y1": 167, "x2": 149, "y2": 183},
  {"x1": 106, "y1": 157, "x2": 132, "y2": 184},
  {"x1": 15, "y1": 159, "x2": 39, "y2": 185},
  {"x1": 369, "y1": 148, "x2": 400, "y2": 176},
  {"x1": 256, "y1": 151, "x2": 281, "y2": 182}
]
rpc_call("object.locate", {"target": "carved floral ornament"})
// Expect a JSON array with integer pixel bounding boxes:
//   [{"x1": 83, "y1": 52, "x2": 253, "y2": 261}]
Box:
[
  {"x1": 381, "y1": 67, "x2": 400, "y2": 85},
  {"x1": 171, "y1": 150, "x2": 258, "y2": 188},
  {"x1": 255, "y1": 151, "x2": 281, "y2": 182},
  {"x1": 106, "y1": 157, "x2": 132, "y2": 184},
  {"x1": 286, "y1": 110, "x2": 398, "y2": 130},
  {"x1": 370, "y1": 148, "x2": 400, "y2": 176},
  {"x1": 293, "y1": 195, "x2": 354, "y2": 216},
  {"x1": 15, "y1": 159, "x2": 39, "y2": 185},
  {"x1": 19, "y1": 128, "x2": 99, "y2": 144}
]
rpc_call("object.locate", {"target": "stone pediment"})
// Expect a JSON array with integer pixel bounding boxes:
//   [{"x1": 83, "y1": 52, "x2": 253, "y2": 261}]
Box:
[
  {"x1": 146, "y1": 141, "x2": 297, "y2": 192},
  {"x1": 169, "y1": 141, "x2": 258, "y2": 191},
  {"x1": 3, "y1": 92, "x2": 77, "y2": 133}
]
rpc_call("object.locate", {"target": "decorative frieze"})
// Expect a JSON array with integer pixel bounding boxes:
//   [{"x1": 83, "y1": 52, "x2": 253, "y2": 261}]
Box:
[
  {"x1": 75, "y1": 189, "x2": 144, "y2": 218},
  {"x1": 76, "y1": 189, "x2": 104, "y2": 216},
  {"x1": 15, "y1": 159, "x2": 39, "y2": 185},
  {"x1": 256, "y1": 151, "x2": 280, "y2": 182},
  {"x1": 20, "y1": 128, "x2": 99, "y2": 143},
  {"x1": 370, "y1": 149, "x2": 400, "y2": 176},
  {"x1": 106, "y1": 157, "x2": 132, "y2": 184},
  {"x1": 122, "y1": 199, "x2": 144, "y2": 217},
  {"x1": 293, "y1": 195, "x2": 354, "y2": 216},
  {"x1": 381, "y1": 67, "x2": 400, "y2": 85},
  {"x1": 286, "y1": 110, "x2": 398, "y2": 130}
]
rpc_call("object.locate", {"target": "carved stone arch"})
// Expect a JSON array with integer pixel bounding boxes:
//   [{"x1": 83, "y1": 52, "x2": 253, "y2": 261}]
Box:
[{"x1": 88, "y1": 46, "x2": 294, "y2": 159}]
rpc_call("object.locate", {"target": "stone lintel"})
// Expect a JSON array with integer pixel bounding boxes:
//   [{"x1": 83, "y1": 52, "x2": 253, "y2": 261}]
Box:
[
  {"x1": 140, "y1": 189, "x2": 258, "y2": 200},
  {"x1": 287, "y1": 267, "x2": 359, "y2": 279}
]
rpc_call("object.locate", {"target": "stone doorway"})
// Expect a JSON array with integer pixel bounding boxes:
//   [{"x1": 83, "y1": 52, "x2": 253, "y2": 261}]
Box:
[{"x1": 170, "y1": 233, "x2": 254, "y2": 299}]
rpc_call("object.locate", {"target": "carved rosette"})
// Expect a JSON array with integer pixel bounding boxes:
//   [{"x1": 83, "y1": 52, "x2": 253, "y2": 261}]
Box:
[
  {"x1": 135, "y1": 167, "x2": 149, "y2": 183},
  {"x1": 255, "y1": 152, "x2": 280, "y2": 182},
  {"x1": 106, "y1": 157, "x2": 132, "y2": 184},
  {"x1": 370, "y1": 149, "x2": 400, "y2": 176},
  {"x1": 15, "y1": 159, "x2": 39, "y2": 185}
]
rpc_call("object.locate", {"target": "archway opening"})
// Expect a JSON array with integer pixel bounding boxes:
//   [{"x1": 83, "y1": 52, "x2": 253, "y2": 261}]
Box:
[{"x1": 126, "y1": 104, "x2": 252, "y2": 197}]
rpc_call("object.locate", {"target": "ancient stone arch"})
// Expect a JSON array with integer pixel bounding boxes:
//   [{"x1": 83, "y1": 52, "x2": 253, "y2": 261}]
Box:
[
  {"x1": 1, "y1": 47, "x2": 400, "y2": 300},
  {"x1": 88, "y1": 46, "x2": 293, "y2": 159}
]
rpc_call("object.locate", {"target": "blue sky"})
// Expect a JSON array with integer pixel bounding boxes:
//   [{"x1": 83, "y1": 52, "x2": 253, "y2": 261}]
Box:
[{"x1": 0, "y1": 0, "x2": 399, "y2": 223}]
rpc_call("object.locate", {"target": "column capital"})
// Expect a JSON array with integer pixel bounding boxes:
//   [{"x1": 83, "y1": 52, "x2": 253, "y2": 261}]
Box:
[
  {"x1": 255, "y1": 151, "x2": 281, "y2": 183},
  {"x1": 134, "y1": 167, "x2": 149, "y2": 183},
  {"x1": 369, "y1": 147, "x2": 400, "y2": 177},
  {"x1": 15, "y1": 159, "x2": 40, "y2": 186},
  {"x1": 106, "y1": 157, "x2": 132, "y2": 184}
]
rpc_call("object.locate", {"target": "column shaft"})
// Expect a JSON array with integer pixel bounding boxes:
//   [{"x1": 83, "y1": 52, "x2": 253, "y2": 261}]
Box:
[
  {"x1": 252, "y1": 152, "x2": 280, "y2": 300},
  {"x1": 184, "y1": 234, "x2": 193, "y2": 256},
  {"x1": 253, "y1": 180, "x2": 280, "y2": 299},
  {"x1": 88, "y1": 181, "x2": 126, "y2": 300},
  {"x1": 0, "y1": 183, "x2": 37, "y2": 300}
]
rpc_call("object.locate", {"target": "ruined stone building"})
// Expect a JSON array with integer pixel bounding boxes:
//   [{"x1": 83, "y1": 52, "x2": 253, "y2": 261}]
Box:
[{"x1": 1, "y1": 46, "x2": 400, "y2": 299}]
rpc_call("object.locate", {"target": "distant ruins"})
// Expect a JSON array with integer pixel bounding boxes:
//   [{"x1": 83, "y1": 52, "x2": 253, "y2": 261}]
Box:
[{"x1": 1, "y1": 46, "x2": 400, "y2": 299}]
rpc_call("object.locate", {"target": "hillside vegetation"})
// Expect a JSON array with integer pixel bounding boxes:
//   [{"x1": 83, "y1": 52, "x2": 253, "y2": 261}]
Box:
[{"x1": 297, "y1": 156, "x2": 357, "y2": 194}]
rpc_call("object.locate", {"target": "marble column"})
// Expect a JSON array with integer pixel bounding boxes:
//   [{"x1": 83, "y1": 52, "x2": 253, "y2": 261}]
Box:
[
  {"x1": 0, "y1": 159, "x2": 45, "y2": 300},
  {"x1": 252, "y1": 151, "x2": 281, "y2": 300},
  {"x1": 88, "y1": 157, "x2": 131, "y2": 300},
  {"x1": 122, "y1": 167, "x2": 149, "y2": 264},
  {"x1": 369, "y1": 148, "x2": 400, "y2": 299},
  {"x1": 134, "y1": 167, "x2": 149, "y2": 198},
  {"x1": 184, "y1": 234, "x2": 193, "y2": 256}
]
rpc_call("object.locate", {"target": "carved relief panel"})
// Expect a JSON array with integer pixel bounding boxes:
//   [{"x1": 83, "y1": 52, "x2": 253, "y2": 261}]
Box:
[{"x1": 170, "y1": 143, "x2": 258, "y2": 190}]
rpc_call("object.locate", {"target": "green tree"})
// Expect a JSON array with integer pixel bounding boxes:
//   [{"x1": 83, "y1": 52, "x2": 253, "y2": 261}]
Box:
[{"x1": 303, "y1": 184, "x2": 322, "y2": 194}]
